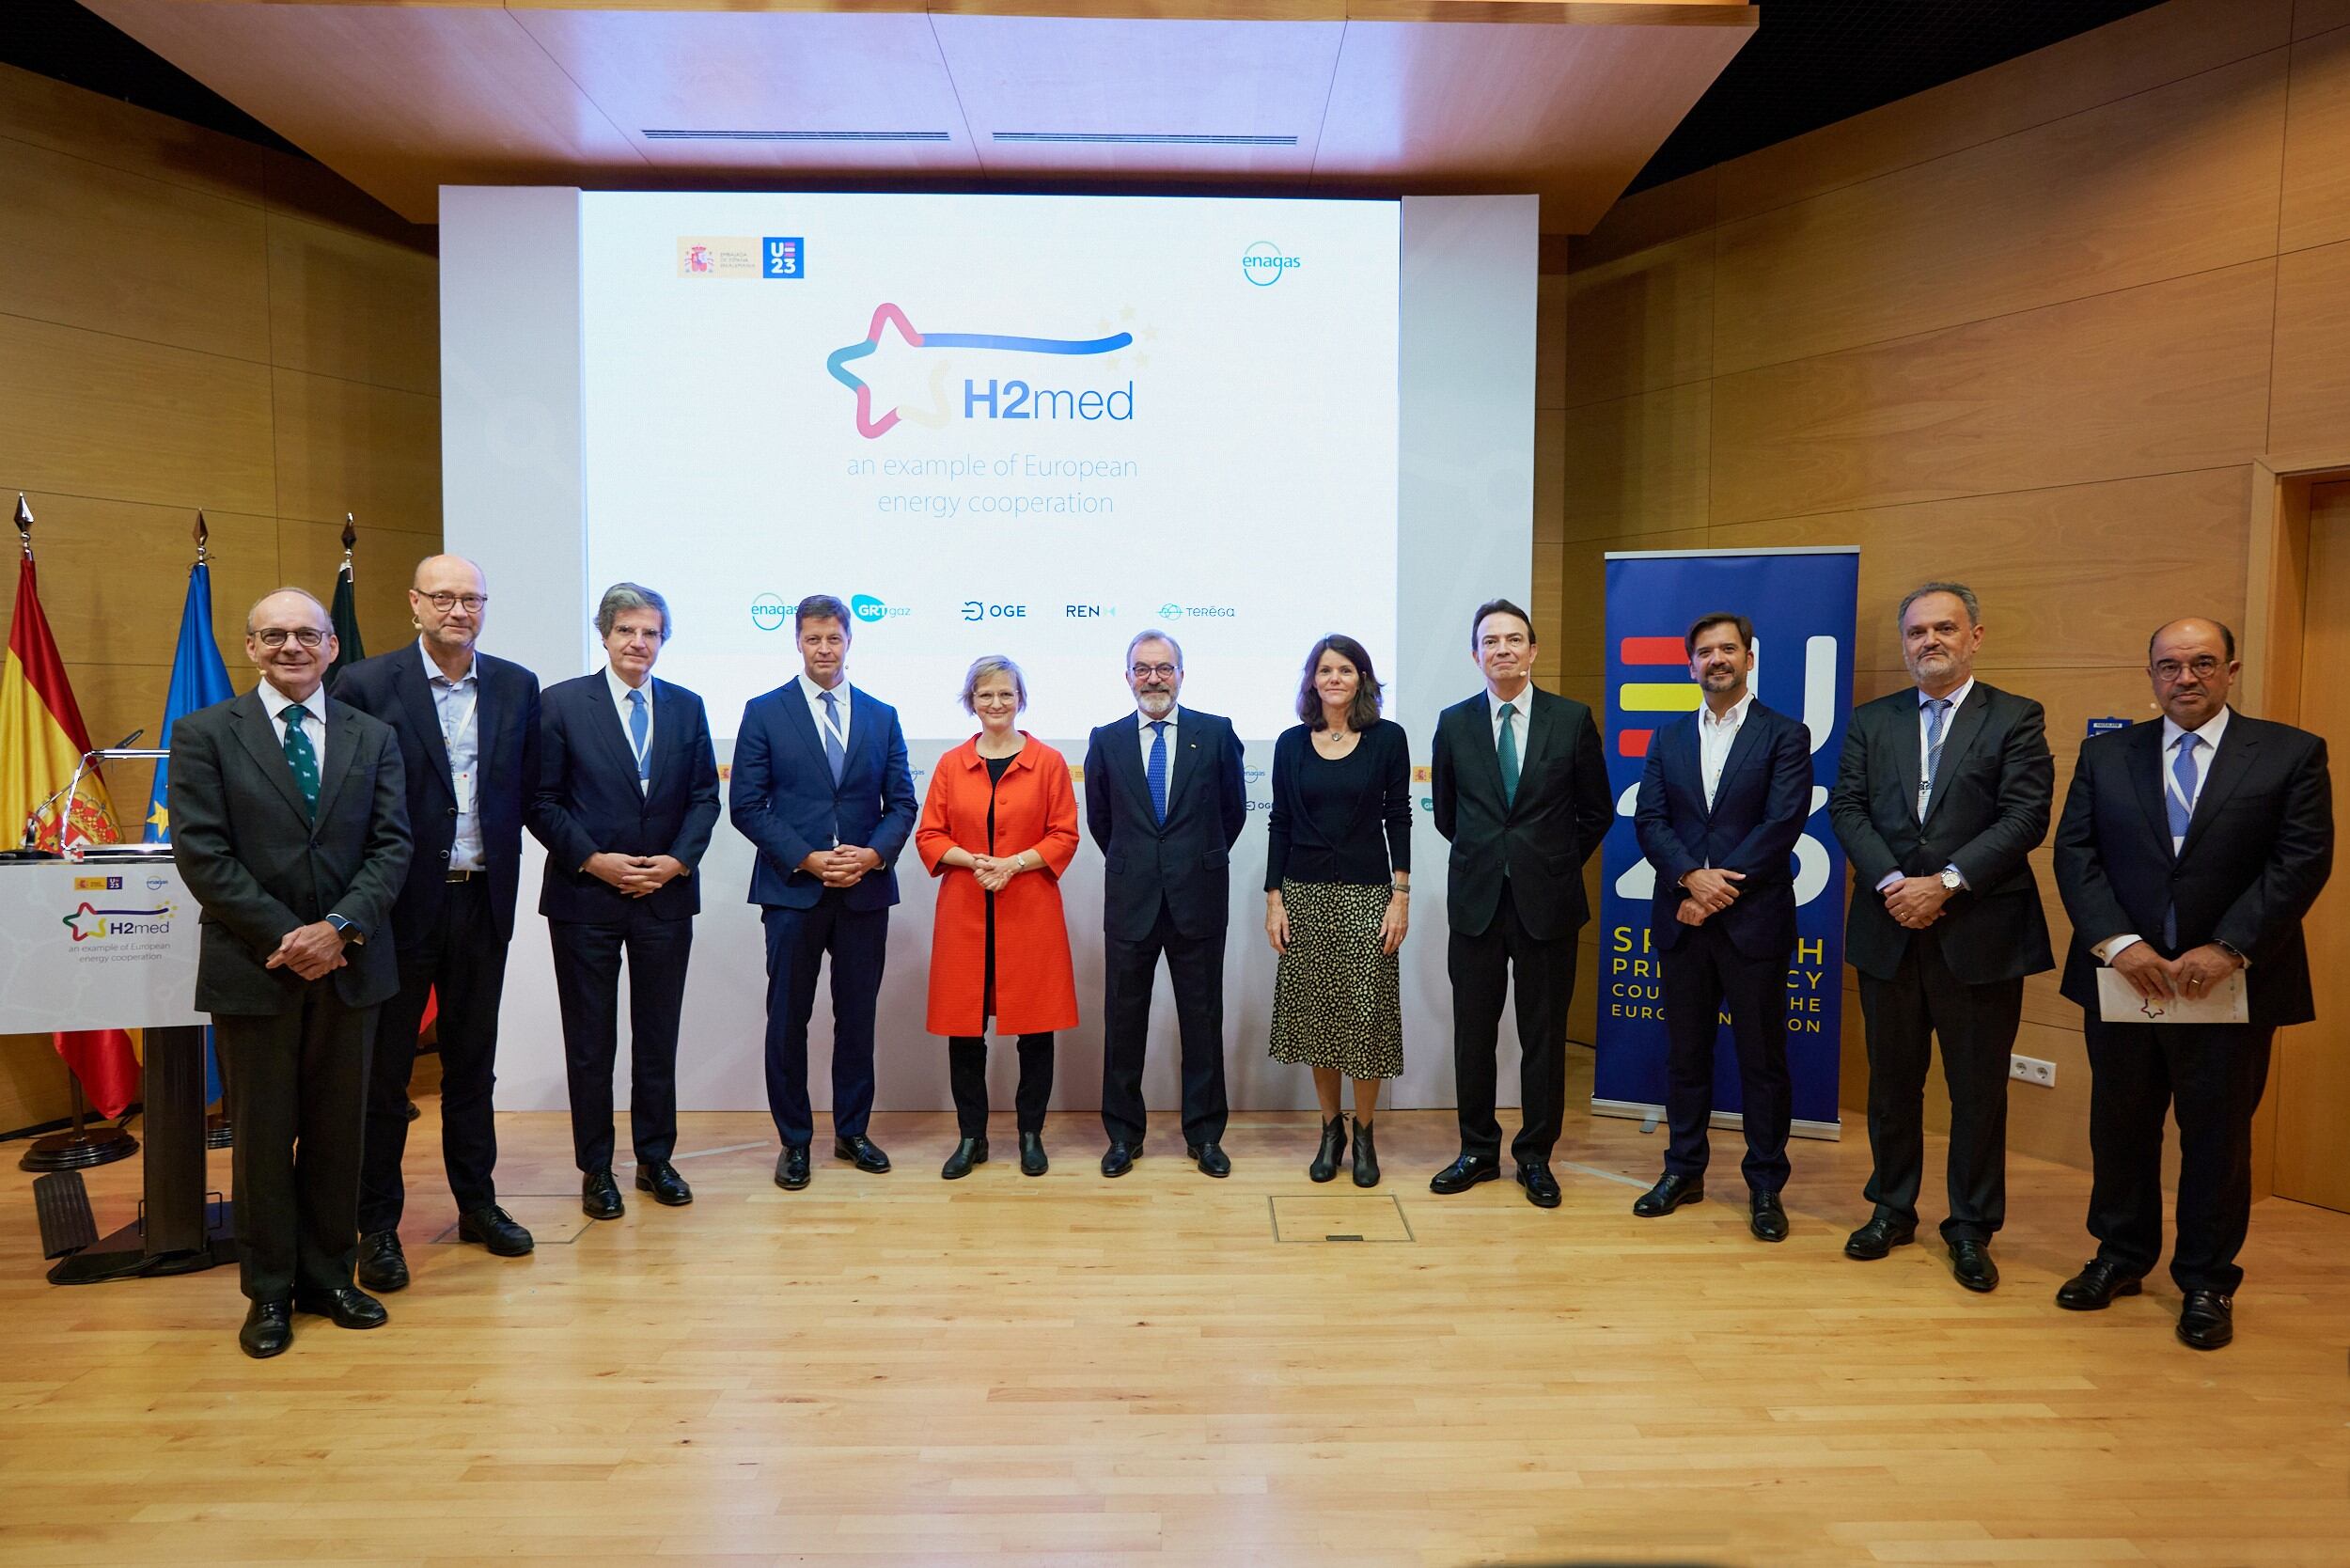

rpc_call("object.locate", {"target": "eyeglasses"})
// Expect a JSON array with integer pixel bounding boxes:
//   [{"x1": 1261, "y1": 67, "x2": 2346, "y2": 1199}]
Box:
[
  {"x1": 2152, "y1": 656, "x2": 2224, "y2": 682},
  {"x1": 254, "y1": 627, "x2": 326, "y2": 649},
  {"x1": 1130, "y1": 664, "x2": 1179, "y2": 680},
  {"x1": 422, "y1": 592, "x2": 488, "y2": 613}
]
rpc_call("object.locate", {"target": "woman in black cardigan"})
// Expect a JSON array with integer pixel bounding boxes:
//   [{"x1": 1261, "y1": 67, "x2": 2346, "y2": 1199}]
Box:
[{"x1": 1263, "y1": 633, "x2": 1412, "y2": 1187}]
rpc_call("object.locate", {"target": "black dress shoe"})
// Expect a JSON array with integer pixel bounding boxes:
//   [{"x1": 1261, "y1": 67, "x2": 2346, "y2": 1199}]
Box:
[
  {"x1": 2055, "y1": 1258, "x2": 2145, "y2": 1310},
  {"x1": 1351, "y1": 1121, "x2": 1380, "y2": 1188},
  {"x1": 582, "y1": 1168, "x2": 624, "y2": 1220},
  {"x1": 834, "y1": 1135, "x2": 892, "y2": 1173},
  {"x1": 1187, "y1": 1141, "x2": 1231, "y2": 1178},
  {"x1": 1101, "y1": 1142, "x2": 1136, "y2": 1179},
  {"x1": 292, "y1": 1285, "x2": 388, "y2": 1329},
  {"x1": 1517, "y1": 1162, "x2": 1562, "y2": 1209},
  {"x1": 355, "y1": 1230, "x2": 409, "y2": 1293},
  {"x1": 1020, "y1": 1131, "x2": 1049, "y2": 1177},
  {"x1": 1749, "y1": 1189, "x2": 1790, "y2": 1243},
  {"x1": 239, "y1": 1298, "x2": 293, "y2": 1359},
  {"x1": 634, "y1": 1160, "x2": 693, "y2": 1206},
  {"x1": 1308, "y1": 1117, "x2": 1347, "y2": 1183},
  {"x1": 1632, "y1": 1172, "x2": 1702, "y2": 1216},
  {"x1": 776, "y1": 1145, "x2": 811, "y2": 1191},
  {"x1": 457, "y1": 1205, "x2": 534, "y2": 1256},
  {"x1": 1843, "y1": 1215, "x2": 1917, "y2": 1260},
  {"x1": 1430, "y1": 1152, "x2": 1500, "y2": 1194},
  {"x1": 942, "y1": 1137, "x2": 989, "y2": 1180},
  {"x1": 2177, "y1": 1290, "x2": 2234, "y2": 1350},
  {"x1": 1949, "y1": 1239, "x2": 1999, "y2": 1294}
]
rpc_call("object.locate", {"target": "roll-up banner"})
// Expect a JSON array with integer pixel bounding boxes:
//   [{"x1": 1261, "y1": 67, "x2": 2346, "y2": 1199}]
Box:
[{"x1": 1593, "y1": 547, "x2": 1859, "y2": 1137}]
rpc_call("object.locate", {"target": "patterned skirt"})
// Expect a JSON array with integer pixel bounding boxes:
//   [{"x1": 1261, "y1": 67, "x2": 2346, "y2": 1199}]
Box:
[{"x1": 1268, "y1": 880, "x2": 1403, "y2": 1080}]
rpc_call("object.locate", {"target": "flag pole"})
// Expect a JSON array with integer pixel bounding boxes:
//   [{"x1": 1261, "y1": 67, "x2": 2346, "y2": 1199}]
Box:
[{"x1": 189, "y1": 510, "x2": 234, "y2": 1150}]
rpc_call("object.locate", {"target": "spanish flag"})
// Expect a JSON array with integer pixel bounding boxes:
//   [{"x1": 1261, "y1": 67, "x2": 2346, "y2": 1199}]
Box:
[{"x1": 1, "y1": 495, "x2": 141, "y2": 1117}]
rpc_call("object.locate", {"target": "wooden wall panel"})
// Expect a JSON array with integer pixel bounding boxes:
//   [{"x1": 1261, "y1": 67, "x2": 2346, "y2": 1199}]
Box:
[
  {"x1": 1560, "y1": 229, "x2": 1713, "y2": 407},
  {"x1": 2299, "y1": 0, "x2": 2350, "y2": 42},
  {"x1": 278, "y1": 518, "x2": 439, "y2": 646},
  {"x1": 2281, "y1": 24, "x2": 2350, "y2": 250},
  {"x1": 0, "y1": 316, "x2": 276, "y2": 515},
  {"x1": 0, "y1": 62, "x2": 272, "y2": 210},
  {"x1": 1560, "y1": 380, "x2": 1710, "y2": 541},
  {"x1": 1534, "y1": 274, "x2": 1570, "y2": 412},
  {"x1": 0, "y1": 142, "x2": 272, "y2": 364},
  {"x1": 2271, "y1": 240, "x2": 2350, "y2": 454},
  {"x1": 266, "y1": 213, "x2": 440, "y2": 396},
  {"x1": 1712, "y1": 51, "x2": 2288, "y2": 376},
  {"x1": 270, "y1": 369, "x2": 443, "y2": 531},
  {"x1": 1709, "y1": 261, "x2": 2277, "y2": 526},
  {"x1": 0, "y1": 496, "x2": 279, "y2": 670}
]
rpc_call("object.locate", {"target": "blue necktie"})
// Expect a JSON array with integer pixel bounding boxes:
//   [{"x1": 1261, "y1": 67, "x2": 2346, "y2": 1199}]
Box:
[
  {"x1": 1919, "y1": 697, "x2": 1950, "y2": 816},
  {"x1": 282, "y1": 705, "x2": 320, "y2": 818},
  {"x1": 819, "y1": 690, "x2": 847, "y2": 787},
  {"x1": 626, "y1": 688, "x2": 650, "y2": 789},
  {"x1": 1496, "y1": 702, "x2": 1520, "y2": 807},
  {"x1": 1147, "y1": 720, "x2": 1168, "y2": 824},
  {"x1": 2165, "y1": 734, "x2": 2202, "y2": 946}
]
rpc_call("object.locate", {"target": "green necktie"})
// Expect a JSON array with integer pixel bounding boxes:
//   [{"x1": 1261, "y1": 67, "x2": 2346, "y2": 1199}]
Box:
[
  {"x1": 283, "y1": 704, "x2": 321, "y2": 819},
  {"x1": 1496, "y1": 701, "x2": 1520, "y2": 807}
]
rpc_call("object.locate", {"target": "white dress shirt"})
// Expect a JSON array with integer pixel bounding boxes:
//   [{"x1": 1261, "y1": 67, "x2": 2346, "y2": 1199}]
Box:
[
  {"x1": 1486, "y1": 683, "x2": 1531, "y2": 759},
  {"x1": 257, "y1": 675, "x2": 327, "y2": 746},
  {"x1": 604, "y1": 665, "x2": 653, "y2": 789},
  {"x1": 1697, "y1": 690, "x2": 1753, "y2": 810},
  {"x1": 2096, "y1": 706, "x2": 2233, "y2": 964},
  {"x1": 1875, "y1": 678, "x2": 1974, "y2": 894},
  {"x1": 422, "y1": 639, "x2": 484, "y2": 871},
  {"x1": 1136, "y1": 704, "x2": 1180, "y2": 796},
  {"x1": 799, "y1": 672, "x2": 853, "y2": 757}
]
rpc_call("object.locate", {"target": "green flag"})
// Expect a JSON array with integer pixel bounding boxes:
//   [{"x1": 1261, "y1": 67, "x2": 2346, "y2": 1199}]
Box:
[{"x1": 328, "y1": 516, "x2": 364, "y2": 681}]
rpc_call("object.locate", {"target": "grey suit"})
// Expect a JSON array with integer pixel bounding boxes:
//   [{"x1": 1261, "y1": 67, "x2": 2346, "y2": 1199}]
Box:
[{"x1": 170, "y1": 686, "x2": 412, "y2": 1301}]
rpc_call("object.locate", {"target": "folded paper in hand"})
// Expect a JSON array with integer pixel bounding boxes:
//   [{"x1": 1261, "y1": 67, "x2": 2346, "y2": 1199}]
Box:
[{"x1": 2095, "y1": 966, "x2": 2248, "y2": 1025}]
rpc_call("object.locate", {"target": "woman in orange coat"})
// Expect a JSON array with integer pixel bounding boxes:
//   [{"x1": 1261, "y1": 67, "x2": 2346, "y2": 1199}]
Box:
[{"x1": 916, "y1": 654, "x2": 1080, "y2": 1180}]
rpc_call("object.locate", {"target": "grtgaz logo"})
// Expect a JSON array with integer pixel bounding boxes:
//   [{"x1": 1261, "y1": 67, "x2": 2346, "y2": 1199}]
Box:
[{"x1": 1241, "y1": 242, "x2": 1300, "y2": 287}]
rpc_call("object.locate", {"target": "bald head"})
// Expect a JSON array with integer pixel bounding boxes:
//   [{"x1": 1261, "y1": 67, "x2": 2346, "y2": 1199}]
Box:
[
  {"x1": 412, "y1": 555, "x2": 487, "y2": 594},
  {"x1": 411, "y1": 554, "x2": 489, "y2": 669}
]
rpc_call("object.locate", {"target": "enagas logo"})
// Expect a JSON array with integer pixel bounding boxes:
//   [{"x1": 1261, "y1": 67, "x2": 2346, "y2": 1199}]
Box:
[
  {"x1": 825, "y1": 304, "x2": 1135, "y2": 440},
  {"x1": 1241, "y1": 242, "x2": 1300, "y2": 286}
]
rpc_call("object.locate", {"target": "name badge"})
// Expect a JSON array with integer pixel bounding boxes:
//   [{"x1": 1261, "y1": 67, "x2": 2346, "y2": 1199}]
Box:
[{"x1": 453, "y1": 768, "x2": 476, "y2": 815}]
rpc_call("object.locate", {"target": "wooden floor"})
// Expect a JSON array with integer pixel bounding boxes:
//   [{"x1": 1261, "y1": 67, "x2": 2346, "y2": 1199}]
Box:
[{"x1": 6, "y1": 1056, "x2": 2350, "y2": 1567}]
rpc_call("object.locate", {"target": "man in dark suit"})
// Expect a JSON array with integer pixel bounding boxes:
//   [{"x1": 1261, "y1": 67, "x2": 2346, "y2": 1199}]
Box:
[
  {"x1": 2053, "y1": 617, "x2": 2332, "y2": 1349},
  {"x1": 728, "y1": 594, "x2": 916, "y2": 1191},
  {"x1": 1429, "y1": 598, "x2": 1613, "y2": 1208},
  {"x1": 1827, "y1": 581, "x2": 2054, "y2": 1293},
  {"x1": 528, "y1": 583, "x2": 721, "y2": 1221},
  {"x1": 331, "y1": 555, "x2": 538, "y2": 1292},
  {"x1": 1082, "y1": 628, "x2": 1247, "y2": 1179},
  {"x1": 170, "y1": 588, "x2": 413, "y2": 1357},
  {"x1": 1631, "y1": 612, "x2": 1812, "y2": 1241}
]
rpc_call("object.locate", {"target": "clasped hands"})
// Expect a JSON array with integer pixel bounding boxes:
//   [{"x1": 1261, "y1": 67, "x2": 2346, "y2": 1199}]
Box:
[
  {"x1": 265, "y1": 919, "x2": 349, "y2": 980},
  {"x1": 965, "y1": 853, "x2": 1026, "y2": 894},
  {"x1": 588, "y1": 850, "x2": 690, "y2": 898},
  {"x1": 1675, "y1": 867, "x2": 1745, "y2": 927},
  {"x1": 2110, "y1": 938, "x2": 2242, "y2": 1002},
  {"x1": 1881, "y1": 873, "x2": 1955, "y2": 931},
  {"x1": 797, "y1": 845, "x2": 883, "y2": 889}
]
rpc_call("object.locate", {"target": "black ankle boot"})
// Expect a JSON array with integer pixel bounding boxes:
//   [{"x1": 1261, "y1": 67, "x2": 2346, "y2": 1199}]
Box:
[
  {"x1": 1308, "y1": 1115, "x2": 1347, "y2": 1183},
  {"x1": 1351, "y1": 1120, "x2": 1380, "y2": 1187}
]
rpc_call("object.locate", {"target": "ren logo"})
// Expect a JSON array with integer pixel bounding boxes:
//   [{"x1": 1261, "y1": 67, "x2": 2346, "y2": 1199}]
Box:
[
  {"x1": 1608, "y1": 632, "x2": 1842, "y2": 908},
  {"x1": 826, "y1": 304, "x2": 1132, "y2": 440}
]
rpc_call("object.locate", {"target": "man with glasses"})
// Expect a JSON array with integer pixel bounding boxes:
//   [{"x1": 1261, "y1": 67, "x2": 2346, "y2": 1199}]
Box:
[
  {"x1": 331, "y1": 556, "x2": 540, "y2": 1291},
  {"x1": 2052, "y1": 618, "x2": 2333, "y2": 1349},
  {"x1": 528, "y1": 584, "x2": 721, "y2": 1220},
  {"x1": 728, "y1": 594, "x2": 916, "y2": 1191},
  {"x1": 1828, "y1": 581, "x2": 2054, "y2": 1293},
  {"x1": 170, "y1": 588, "x2": 413, "y2": 1356},
  {"x1": 1083, "y1": 630, "x2": 1246, "y2": 1177}
]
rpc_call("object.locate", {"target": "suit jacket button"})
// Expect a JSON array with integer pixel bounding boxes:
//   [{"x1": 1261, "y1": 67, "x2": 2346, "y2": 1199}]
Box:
[
  {"x1": 441, "y1": 850, "x2": 451, "y2": 861},
  {"x1": 447, "y1": 806, "x2": 459, "y2": 818}
]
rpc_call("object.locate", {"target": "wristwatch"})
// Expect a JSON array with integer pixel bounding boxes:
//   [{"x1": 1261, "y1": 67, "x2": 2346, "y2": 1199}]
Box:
[
  {"x1": 1938, "y1": 867, "x2": 1964, "y2": 892},
  {"x1": 324, "y1": 912, "x2": 364, "y2": 945}
]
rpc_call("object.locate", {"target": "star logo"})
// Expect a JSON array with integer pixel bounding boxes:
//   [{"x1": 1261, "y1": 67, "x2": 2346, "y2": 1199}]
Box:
[
  {"x1": 825, "y1": 303, "x2": 1133, "y2": 439},
  {"x1": 62, "y1": 902, "x2": 173, "y2": 942}
]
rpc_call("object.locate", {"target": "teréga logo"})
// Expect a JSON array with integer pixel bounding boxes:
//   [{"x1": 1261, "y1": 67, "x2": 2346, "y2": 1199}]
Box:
[{"x1": 1242, "y1": 242, "x2": 1300, "y2": 287}]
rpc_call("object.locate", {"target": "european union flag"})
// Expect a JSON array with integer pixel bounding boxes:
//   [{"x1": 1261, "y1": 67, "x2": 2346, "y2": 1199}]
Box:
[{"x1": 149, "y1": 557, "x2": 233, "y2": 1105}]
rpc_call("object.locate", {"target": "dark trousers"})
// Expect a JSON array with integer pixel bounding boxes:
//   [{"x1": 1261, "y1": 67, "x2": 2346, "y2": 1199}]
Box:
[
  {"x1": 358, "y1": 877, "x2": 508, "y2": 1233},
  {"x1": 1857, "y1": 929, "x2": 2022, "y2": 1243},
  {"x1": 760, "y1": 894, "x2": 887, "y2": 1149},
  {"x1": 2085, "y1": 1015, "x2": 2273, "y2": 1294},
  {"x1": 1100, "y1": 900, "x2": 1230, "y2": 1149},
  {"x1": 948, "y1": 1034, "x2": 1055, "y2": 1137},
  {"x1": 218, "y1": 984, "x2": 378, "y2": 1302},
  {"x1": 1449, "y1": 880, "x2": 1574, "y2": 1163},
  {"x1": 1661, "y1": 919, "x2": 1794, "y2": 1193},
  {"x1": 548, "y1": 907, "x2": 691, "y2": 1172}
]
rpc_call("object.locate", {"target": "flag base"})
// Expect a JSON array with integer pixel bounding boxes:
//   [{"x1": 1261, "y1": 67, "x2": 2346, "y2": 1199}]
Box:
[
  {"x1": 18, "y1": 1122, "x2": 137, "y2": 1171},
  {"x1": 204, "y1": 1111, "x2": 234, "y2": 1150},
  {"x1": 47, "y1": 1198, "x2": 237, "y2": 1285}
]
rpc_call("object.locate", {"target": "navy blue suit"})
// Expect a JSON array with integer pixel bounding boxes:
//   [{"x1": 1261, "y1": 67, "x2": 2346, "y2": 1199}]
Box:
[
  {"x1": 728, "y1": 680, "x2": 916, "y2": 1150},
  {"x1": 527, "y1": 671, "x2": 721, "y2": 1172},
  {"x1": 331, "y1": 642, "x2": 540, "y2": 1233},
  {"x1": 1082, "y1": 708, "x2": 1247, "y2": 1149},
  {"x1": 1634, "y1": 698, "x2": 1811, "y2": 1191}
]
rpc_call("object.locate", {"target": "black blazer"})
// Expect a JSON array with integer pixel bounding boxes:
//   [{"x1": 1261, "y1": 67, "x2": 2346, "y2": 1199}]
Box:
[
  {"x1": 330, "y1": 642, "x2": 539, "y2": 947},
  {"x1": 1430, "y1": 686, "x2": 1611, "y2": 942},
  {"x1": 1264, "y1": 719, "x2": 1412, "y2": 889},
  {"x1": 1083, "y1": 707, "x2": 1246, "y2": 942},
  {"x1": 528, "y1": 671, "x2": 722, "y2": 925},
  {"x1": 1828, "y1": 682, "x2": 2056, "y2": 985},
  {"x1": 168, "y1": 687, "x2": 413, "y2": 1014},
  {"x1": 2054, "y1": 711, "x2": 2333, "y2": 1029},
  {"x1": 1633, "y1": 699, "x2": 1812, "y2": 960}
]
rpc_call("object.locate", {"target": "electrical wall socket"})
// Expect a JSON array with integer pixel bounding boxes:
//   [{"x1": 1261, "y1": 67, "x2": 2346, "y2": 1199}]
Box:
[{"x1": 2010, "y1": 1054, "x2": 2057, "y2": 1089}]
